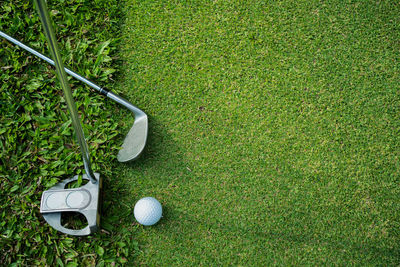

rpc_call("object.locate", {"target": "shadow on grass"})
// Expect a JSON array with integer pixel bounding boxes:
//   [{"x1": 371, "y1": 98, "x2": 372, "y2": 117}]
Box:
[
  {"x1": 100, "y1": 112, "x2": 192, "y2": 229},
  {"x1": 161, "y1": 205, "x2": 400, "y2": 263}
]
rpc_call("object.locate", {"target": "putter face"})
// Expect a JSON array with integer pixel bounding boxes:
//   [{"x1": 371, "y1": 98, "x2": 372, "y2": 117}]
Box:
[
  {"x1": 40, "y1": 173, "x2": 102, "y2": 236},
  {"x1": 117, "y1": 114, "x2": 148, "y2": 162}
]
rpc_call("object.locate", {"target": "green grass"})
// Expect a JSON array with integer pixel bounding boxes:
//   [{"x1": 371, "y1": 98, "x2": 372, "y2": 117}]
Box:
[
  {"x1": 1, "y1": 0, "x2": 400, "y2": 265},
  {"x1": 0, "y1": 0, "x2": 138, "y2": 265},
  {"x1": 118, "y1": 0, "x2": 400, "y2": 265}
]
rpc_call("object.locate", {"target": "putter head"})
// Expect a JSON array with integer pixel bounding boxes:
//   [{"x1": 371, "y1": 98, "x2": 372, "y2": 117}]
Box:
[
  {"x1": 117, "y1": 111, "x2": 148, "y2": 162},
  {"x1": 40, "y1": 173, "x2": 102, "y2": 236}
]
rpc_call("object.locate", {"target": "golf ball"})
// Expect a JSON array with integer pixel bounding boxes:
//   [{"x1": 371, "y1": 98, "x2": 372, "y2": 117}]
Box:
[{"x1": 134, "y1": 197, "x2": 162, "y2": 226}]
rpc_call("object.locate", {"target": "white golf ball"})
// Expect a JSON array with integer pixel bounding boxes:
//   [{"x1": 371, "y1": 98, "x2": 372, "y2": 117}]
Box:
[{"x1": 134, "y1": 197, "x2": 162, "y2": 226}]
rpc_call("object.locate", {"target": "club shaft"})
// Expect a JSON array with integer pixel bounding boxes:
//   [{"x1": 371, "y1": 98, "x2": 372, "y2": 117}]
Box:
[
  {"x1": 34, "y1": 0, "x2": 96, "y2": 183},
  {"x1": 0, "y1": 30, "x2": 107, "y2": 95},
  {"x1": 0, "y1": 30, "x2": 142, "y2": 114}
]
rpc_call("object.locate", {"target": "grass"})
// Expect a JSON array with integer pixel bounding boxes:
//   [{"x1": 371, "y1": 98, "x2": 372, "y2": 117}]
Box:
[
  {"x1": 1, "y1": 0, "x2": 139, "y2": 265},
  {"x1": 118, "y1": 0, "x2": 400, "y2": 265},
  {"x1": 1, "y1": 0, "x2": 400, "y2": 265}
]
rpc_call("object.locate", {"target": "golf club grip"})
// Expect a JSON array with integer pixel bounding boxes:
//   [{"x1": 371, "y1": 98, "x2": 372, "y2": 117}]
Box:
[{"x1": 0, "y1": 30, "x2": 110, "y2": 96}]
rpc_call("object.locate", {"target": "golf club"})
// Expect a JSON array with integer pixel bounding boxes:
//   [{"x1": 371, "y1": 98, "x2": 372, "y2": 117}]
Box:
[
  {"x1": 34, "y1": 0, "x2": 101, "y2": 236},
  {"x1": 0, "y1": 31, "x2": 147, "y2": 162}
]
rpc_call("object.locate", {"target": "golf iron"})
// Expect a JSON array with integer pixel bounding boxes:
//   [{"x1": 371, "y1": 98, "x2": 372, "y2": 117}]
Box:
[
  {"x1": 35, "y1": 0, "x2": 100, "y2": 236},
  {"x1": 0, "y1": 32, "x2": 148, "y2": 162}
]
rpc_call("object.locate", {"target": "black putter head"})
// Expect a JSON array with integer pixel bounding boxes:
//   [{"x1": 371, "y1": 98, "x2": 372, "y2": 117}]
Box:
[{"x1": 40, "y1": 173, "x2": 102, "y2": 236}]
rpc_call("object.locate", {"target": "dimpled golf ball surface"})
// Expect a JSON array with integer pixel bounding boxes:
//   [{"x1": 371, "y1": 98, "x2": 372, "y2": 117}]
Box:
[{"x1": 134, "y1": 197, "x2": 162, "y2": 226}]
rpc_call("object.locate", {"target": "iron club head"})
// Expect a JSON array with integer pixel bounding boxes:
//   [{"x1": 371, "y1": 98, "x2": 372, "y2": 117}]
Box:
[
  {"x1": 107, "y1": 91, "x2": 148, "y2": 162},
  {"x1": 117, "y1": 110, "x2": 148, "y2": 162}
]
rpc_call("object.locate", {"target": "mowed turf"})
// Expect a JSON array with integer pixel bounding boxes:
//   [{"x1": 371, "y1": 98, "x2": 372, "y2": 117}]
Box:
[{"x1": 113, "y1": 0, "x2": 400, "y2": 265}]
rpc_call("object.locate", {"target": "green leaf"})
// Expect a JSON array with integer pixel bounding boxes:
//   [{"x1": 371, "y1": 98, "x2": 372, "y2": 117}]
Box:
[
  {"x1": 56, "y1": 258, "x2": 64, "y2": 267},
  {"x1": 26, "y1": 80, "x2": 42, "y2": 92},
  {"x1": 96, "y1": 40, "x2": 111, "y2": 57},
  {"x1": 96, "y1": 246, "x2": 104, "y2": 257},
  {"x1": 10, "y1": 185, "x2": 19, "y2": 192},
  {"x1": 53, "y1": 171, "x2": 66, "y2": 177}
]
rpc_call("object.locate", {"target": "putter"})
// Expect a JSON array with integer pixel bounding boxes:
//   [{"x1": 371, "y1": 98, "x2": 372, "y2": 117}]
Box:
[
  {"x1": 0, "y1": 32, "x2": 147, "y2": 162},
  {"x1": 35, "y1": 0, "x2": 101, "y2": 236}
]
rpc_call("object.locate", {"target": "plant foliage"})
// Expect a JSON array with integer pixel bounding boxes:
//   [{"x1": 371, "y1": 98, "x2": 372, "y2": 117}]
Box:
[{"x1": 0, "y1": 0, "x2": 139, "y2": 265}]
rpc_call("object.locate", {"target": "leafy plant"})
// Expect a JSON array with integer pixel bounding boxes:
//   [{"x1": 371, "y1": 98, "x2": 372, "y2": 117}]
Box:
[{"x1": 0, "y1": 0, "x2": 139, "y2": 265}]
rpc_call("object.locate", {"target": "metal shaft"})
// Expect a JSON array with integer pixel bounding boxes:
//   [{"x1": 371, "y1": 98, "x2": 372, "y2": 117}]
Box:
[
  {"x1": 34, "y1": 0, "x2": 96, "y2": 184},
  {"x1": 0, "y1": 30, "x2": 142, "y2": 114},
  {"x1": 0, "y1": 30, "x2": 108, "y2": 96}
]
